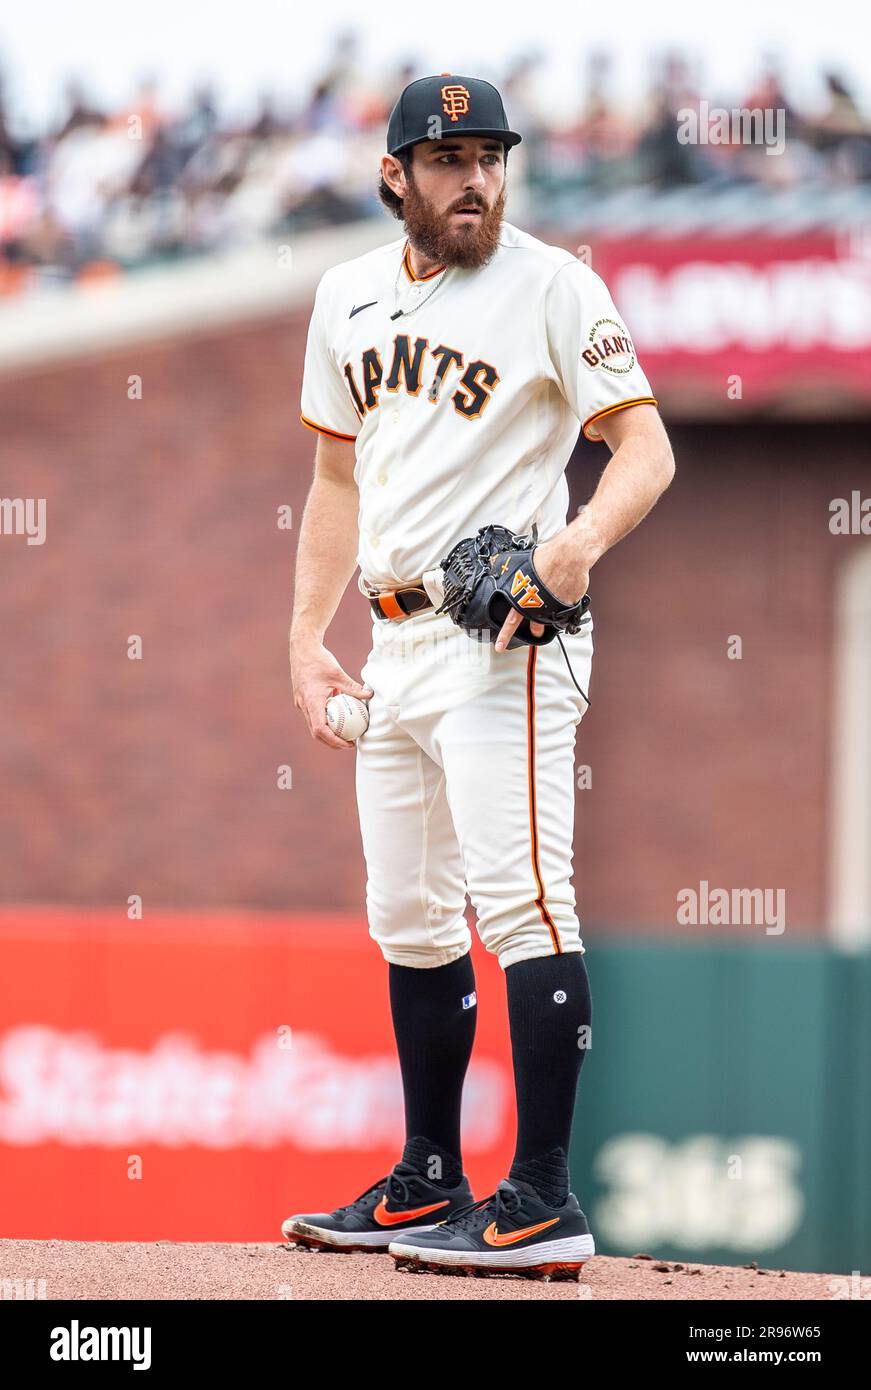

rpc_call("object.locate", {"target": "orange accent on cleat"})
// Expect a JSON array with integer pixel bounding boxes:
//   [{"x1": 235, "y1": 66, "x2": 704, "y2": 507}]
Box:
[
  {"x1": 373, "y1": 1196, "x2": 450, "y2": 1226},
  {"x1": 482, "y1": 1217, "x2": 560, "y2": 1246},
  {"x1": 391, "y1": 1253, "x2": 587, "y2": 1281}
]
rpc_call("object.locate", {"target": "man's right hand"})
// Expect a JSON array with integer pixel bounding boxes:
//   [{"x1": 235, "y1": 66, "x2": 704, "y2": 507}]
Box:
[{"x1": 290, "y1": 637, "x2": 374, "y2": 752}]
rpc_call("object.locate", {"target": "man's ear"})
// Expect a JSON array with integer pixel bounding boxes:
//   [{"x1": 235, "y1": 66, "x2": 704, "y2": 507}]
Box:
[{"x1": 380, "y1": 153, "x2": 408, "y2": 201}]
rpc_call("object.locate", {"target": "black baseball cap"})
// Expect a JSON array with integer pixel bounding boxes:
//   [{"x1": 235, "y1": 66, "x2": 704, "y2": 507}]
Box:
[{"x1": 386, "y1": 74, "x2": 522, "y2": 157}]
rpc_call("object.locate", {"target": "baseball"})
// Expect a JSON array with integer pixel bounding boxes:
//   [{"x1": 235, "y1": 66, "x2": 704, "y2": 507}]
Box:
[{"x1": 325, "y1": 693, "x2": 370, "y2": 742}]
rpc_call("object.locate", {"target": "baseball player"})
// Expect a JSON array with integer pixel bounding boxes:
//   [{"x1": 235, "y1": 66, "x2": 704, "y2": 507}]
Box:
[{"x1": 284, "y1": 74, "x2": 674, "y2": 1279}]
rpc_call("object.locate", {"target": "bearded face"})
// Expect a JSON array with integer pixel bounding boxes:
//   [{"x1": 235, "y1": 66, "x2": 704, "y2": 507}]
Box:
[{"x1": 399, "y1": 163, "x2": 507, "y2": 271}]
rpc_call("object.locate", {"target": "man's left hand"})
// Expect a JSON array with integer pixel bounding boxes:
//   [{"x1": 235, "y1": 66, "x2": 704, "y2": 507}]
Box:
[{"x1": 494, "y1": 530, "x2": 590, "y2": 652}]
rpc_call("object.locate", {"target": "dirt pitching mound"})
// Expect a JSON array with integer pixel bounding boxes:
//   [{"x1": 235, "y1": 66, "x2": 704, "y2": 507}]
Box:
[{"x1": 0, "y1": 1240, "x2": 841, "y2": 1301}]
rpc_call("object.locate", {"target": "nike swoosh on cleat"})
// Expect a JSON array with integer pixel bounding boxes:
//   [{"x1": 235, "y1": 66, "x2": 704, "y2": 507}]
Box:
[
  {"x1": 373, "y1": 1197, "x2": 450, "y2": 1227},
  {"x1": 482, "y1": 1217, "x2": 560, "y2": 1247},
  {"x1": 349, "y1": 301, "x2": 378, "y2": 318}
]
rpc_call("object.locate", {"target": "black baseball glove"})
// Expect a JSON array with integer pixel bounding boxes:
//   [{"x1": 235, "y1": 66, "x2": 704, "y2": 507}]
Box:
[{"x1": 435, "y1": 523, "x2": 590, "y2": 650}]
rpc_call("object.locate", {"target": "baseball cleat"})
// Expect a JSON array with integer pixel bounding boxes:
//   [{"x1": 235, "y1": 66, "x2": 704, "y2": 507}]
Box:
[
  {"x1": 281, "y1": 1162, "x2": 474, "y2": 1252},
  {"x1": 388, "y1": 1177, "x2": 594, "y2": 1280}
]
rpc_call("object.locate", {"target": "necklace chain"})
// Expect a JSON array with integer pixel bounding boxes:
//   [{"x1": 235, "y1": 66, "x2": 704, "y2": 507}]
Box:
[{"x1": 391, "y1": 245, "x2": 447, "y2": 319}]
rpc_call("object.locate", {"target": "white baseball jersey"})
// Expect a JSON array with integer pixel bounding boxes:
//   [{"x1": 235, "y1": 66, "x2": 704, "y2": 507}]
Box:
[{"x1": 300, "y1": 221, "x2": 656, "y2": 588}]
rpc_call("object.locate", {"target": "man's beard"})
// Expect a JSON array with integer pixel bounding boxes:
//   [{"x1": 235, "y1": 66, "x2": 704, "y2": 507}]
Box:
[{"x1": 401, "y1": 178, "x2": 506, "y2": 270}]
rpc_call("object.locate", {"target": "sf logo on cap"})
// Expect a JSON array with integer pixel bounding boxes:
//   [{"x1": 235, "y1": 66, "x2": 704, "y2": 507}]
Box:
[{"x1": 441, "y1": 84, "x2": 471, "y2": 121}]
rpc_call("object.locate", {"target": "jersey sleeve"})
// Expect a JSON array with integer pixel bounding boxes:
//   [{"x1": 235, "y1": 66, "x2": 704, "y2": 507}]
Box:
[
  {"x1": 542, "y1": 261, "x2": 657, "y2": 441},
  {"x1": 299, "y1": 275, "x2": 361, "y2": 442}
]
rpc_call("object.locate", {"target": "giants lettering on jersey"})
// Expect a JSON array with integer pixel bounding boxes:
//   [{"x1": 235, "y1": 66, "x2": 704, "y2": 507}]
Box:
[{"x1": 342, "y1": 335, "x2": 500, "y2": 420}]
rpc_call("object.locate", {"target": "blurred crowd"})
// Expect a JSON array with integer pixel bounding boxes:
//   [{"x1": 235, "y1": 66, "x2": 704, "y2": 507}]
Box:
[{"x1": 1, "y1": 35, "x2": 869, "y2": 295}]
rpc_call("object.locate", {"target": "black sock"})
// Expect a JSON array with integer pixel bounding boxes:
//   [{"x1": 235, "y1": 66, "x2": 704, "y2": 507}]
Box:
[
  {"x1": 389, "y1": 952, "x2": 476, "y2": 1178},
  {"x1": 400, "y1": 1135, "x2": 463, "y2": 1187},
  {"x1": 505, "y1": 953, "x2": 592, "y2": 1206},
  {"x1": 510, "y1": 1148, "x2": 573, "y2": 1207}
]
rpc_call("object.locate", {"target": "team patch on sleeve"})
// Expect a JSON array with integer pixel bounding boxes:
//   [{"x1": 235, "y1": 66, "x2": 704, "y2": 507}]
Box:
[{"x1": 581, "y1": 318, "x2": 636, "y2": 375}]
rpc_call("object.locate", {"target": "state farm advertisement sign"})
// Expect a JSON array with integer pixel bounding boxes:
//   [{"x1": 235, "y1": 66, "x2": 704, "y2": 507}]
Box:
[
  {"x1": 591, "y1": 233, "x2": 871, "y2": 411},
  {"x1": 0, "y1": 910, "x2": 513, "y2": 1240}
]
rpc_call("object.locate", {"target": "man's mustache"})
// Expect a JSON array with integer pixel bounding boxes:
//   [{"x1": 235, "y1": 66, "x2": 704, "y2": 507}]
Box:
[{"x1": 449, "y1": 196, "x2": 487, "y2": 213}]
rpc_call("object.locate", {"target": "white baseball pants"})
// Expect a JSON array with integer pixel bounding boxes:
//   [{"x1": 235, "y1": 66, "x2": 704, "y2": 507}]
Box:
[{"x1": 355, "y1": 605, "x2": 593, "y2": 970}]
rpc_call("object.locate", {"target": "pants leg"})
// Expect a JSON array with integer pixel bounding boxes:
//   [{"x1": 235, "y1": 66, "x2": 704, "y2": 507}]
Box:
[
  {"x1": 429, "y1": 627, "x2": 593, "y2": 969},
  {"x1": 355, "y1": 643, "x2": 470, "y2": 967}
]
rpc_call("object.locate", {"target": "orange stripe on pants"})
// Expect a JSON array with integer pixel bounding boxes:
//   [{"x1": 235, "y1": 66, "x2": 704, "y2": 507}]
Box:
[{"x1": 526, "y1": 647, "x2": 562, "y2": 953}]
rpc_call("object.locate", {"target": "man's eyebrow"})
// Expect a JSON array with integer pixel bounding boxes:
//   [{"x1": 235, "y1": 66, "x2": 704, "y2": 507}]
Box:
[{"x1": 426, "y1": 141, "x2": 504, "y2": 154}]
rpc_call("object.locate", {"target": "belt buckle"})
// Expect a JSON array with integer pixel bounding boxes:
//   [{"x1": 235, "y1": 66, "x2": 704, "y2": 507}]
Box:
[{"x1": 358, "y1": 573, "x2": 381, "y2": 601}]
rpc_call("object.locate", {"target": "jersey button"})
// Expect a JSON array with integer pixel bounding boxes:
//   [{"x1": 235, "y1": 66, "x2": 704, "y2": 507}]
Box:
[
  {"x1": 377, "y1": 473, "x2": 387, "y2": 486},
  {"x1": 392, "y1": 410, "x2": 400, "y2": 424}
]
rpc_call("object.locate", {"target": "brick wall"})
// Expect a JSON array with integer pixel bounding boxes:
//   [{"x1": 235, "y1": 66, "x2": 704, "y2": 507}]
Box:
[{"x1": 1, "y1": 314, "x2": 867, "y2": 934}]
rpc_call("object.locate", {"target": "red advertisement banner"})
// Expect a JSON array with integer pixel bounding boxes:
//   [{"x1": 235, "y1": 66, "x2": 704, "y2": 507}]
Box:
[
  {"x1": 0, "y1": 909, "x2": 514, "y2": 1240},
  {"x1": 592, "y1": 232, "x2": 871, "y2": 410}
]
